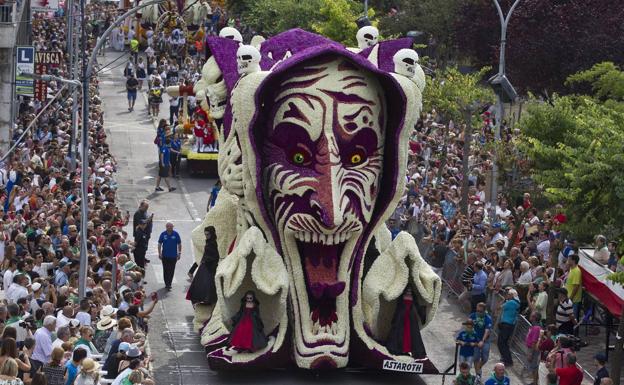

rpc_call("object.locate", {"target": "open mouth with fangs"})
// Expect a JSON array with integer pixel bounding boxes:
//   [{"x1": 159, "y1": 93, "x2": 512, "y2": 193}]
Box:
[{"x1": 294, "y1": 232, "x2": 351, "y2": 336}]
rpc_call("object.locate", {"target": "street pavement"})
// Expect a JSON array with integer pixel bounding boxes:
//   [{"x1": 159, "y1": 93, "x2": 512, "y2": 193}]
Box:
[{"x1": 99, "y1": 49, "x2": 524, "y2": 385}]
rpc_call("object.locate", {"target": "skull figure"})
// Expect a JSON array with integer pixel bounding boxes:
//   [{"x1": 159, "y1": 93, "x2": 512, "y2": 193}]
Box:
[
  {"x1": 356, "y1": 26, "x2": 379, "y2": 50},
  {"x1": 219, "y1": 27, "x2": 243, "y2": 43},
  {"x1": 392, "y1": 48, "x2": 419, "y2": 78},
  {"x1": 236, "y1": 45, "x2": 261, "y2": 75}
]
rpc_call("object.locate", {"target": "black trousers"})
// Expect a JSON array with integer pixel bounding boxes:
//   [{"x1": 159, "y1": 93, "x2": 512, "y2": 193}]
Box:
[
  {"x1": 134, "y1": 247, "x2": 147, "y2": 269},
  {"x1": 471, "y1": 293, "x2": 487, "y2": 313},
  {"x1": 169, "y1": 104, "x2": 179, "y2": 125},
  {"x1": 497, "y1": 322, "x2": 515, "y2": 365},
  {"x1": 171, "y1": 153, "x2": 180, "y2": 177},
  {"x1": 162, "y1": 258, "x2": 177, "y2": 288}
]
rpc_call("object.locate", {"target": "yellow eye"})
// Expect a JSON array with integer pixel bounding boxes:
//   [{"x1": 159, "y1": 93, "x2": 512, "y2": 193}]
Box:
[
  {"x1": 293, "y1": 152, "x2": 305, "y2": 164},
  {"x1": 350, "y1": 153, "x2": 363, "y2": 165}
]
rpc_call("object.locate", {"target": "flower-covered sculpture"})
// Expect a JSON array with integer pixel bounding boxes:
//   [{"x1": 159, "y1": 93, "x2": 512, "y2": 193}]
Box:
[{"x1": 190, "y1": 28, "x2": 441, "y2": 373}]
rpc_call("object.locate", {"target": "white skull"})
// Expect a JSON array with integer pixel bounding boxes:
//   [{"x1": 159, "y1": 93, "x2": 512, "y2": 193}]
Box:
[
  {"x1": 219, "y1": 27, "x2": 243, "y2": 43},
  {"x1": 356, "y1": 26, "x2": 379, "y2": 50},
  {"x1": 392, "y1": 48, "x2": 419, "y2": 78},
  {"x1": 236, "y1": 45, "x2": 261, "y2": 75}
]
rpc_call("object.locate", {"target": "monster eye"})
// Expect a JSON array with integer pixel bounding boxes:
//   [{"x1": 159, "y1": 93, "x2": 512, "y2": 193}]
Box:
[
  {"x1": 348, "y1": 149, "x2": 367, "y2": 166},
  {"x1": 289, "y1": 147, "x2": 312, "y2": 166}
]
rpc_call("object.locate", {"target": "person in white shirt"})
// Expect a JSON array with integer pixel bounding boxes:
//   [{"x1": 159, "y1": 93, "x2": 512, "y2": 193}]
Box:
[
  {"x1": 536, "y1": 231, "x2": 551, "y2": 263},
  {"x1": 3, "y1": 259, "x2": 17, "y2": 291},
  {"x1": 56, "y1": 305, "x2": 74, "y2": 331},
  {"x1": 495, "y1": 199, "x2": 512, "y2": 220},
  {"x1": 593, "y1": 234, "x2": 610, "y2": 265},
  {"x1": 52, "y1": 326, "x2": 71, "y2": 350},
  {"x1": 31, "y1": 315, "x2": 56, "y2": 369},
  {"x1": 75, "y1": 299, "x2": 92, "y2": 327},
  {"x1": 6, "y1": 274, "x2": 29, "y2": 304},
  {"x1": 517, "y1": 261, "x2": 533, "y2": 285}
]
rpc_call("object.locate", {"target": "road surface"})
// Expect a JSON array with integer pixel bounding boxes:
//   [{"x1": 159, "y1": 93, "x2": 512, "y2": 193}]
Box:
[{"x1": 99, "y1": 49, "x2": 522, "y2": 385}]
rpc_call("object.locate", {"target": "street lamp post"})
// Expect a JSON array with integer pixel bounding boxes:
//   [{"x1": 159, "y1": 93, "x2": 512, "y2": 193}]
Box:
[{"x1": 489, "y1": 0, "x2": 521, "y2": 220}]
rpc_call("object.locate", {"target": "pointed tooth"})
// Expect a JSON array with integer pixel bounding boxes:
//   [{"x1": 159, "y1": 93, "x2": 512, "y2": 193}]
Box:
[
  {"x1": 331, "y1": 322, "x2": 337, "y2": 335},
  {"x1": 312, "y1": 233, "x2": 318, "y2": 243},
  {"x1": 312, "y1": 321, "x2": 320, "y2": 335},
  {"x1": 304, "y1": 232, "x2": 311, "y2": 242},
  {"x1": 333, "y1": 234, "x2": 340, "y2": 244}
]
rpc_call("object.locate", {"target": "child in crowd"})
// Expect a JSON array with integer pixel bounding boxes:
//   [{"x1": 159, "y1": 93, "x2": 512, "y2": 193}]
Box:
[
  {"x1": 456, "y1": 319, "x2": 479, "y2": 367},
  {"x1": 454, "y1": 362, "x2": 477, "y2": 385}
]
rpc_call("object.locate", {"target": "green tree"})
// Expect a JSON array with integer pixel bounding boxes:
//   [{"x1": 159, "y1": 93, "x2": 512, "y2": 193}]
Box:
[
  {"x1": 424, "y1": 67, "x2": 495, "y2": 215},
  {"x1": 566, "y1": 62, "x2": 624, "y2": 112},
  {"x1": 378, "y1": 0, "x2": 460, "y2": 62},
  {"x1": 519, "y1": 96, "x2": 624, "y2": 243},
  {"x1": 242, "y1": 0, "x2": 322, "y2": 36},
  {"x1": 312, "y1": 0, "x2": 373, "y2": 46}
]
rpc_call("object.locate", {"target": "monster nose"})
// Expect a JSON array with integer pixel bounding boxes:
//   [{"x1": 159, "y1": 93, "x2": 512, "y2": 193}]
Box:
[{"x1": 310, "y1": 194, "x2": 342, "y2": 229}]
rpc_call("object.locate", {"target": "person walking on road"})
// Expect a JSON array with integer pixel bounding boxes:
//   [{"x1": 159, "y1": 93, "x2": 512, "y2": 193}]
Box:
[
  {"x1": 158, "y1": 222, "x2": 181, "y2": 291},
  {"x1": 126, "y1": 73, "x2": 139, "y2": 112},
  {"x1": 133, "y1": 220, "x2": 149, "y2": 269},
  {"x1": 155, "y1": 136, "x2": 176, "y2": 192}
]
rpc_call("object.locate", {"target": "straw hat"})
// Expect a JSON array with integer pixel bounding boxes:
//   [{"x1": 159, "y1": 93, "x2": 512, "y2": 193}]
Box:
[
  {"x1": 80, "y1": 358, "x2": 100, "y2": 373},
  {"x1": 96, "y1": 317, "x2": 118, "y2": 331}
]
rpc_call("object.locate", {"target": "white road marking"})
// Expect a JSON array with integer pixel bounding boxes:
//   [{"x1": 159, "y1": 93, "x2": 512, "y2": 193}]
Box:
[{"x1": 177, "y1": 178, "x2": 202, "y2": 221}]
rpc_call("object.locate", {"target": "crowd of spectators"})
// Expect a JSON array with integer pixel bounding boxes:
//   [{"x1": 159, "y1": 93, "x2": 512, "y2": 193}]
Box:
[
  {"x1": 0, "y1": 3, "x2": 158, "y2": 384},
  {"x1": 389, "y1": 111, "x2": 622, "y2": 385}
]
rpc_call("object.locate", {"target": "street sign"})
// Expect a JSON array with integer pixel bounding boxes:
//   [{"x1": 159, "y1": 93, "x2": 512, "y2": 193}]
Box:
[
  {"x1": 34, "y1": 51, "x2": 62, "y2": 101},
  {"x1": 15, "y1": 46, "x2": 35, "y2": 96}
]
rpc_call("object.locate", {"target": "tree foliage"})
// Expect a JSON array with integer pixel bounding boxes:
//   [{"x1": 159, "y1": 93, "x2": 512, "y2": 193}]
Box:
[
  {"x1": 312, "y1": 0, "x2": 373, "y2": 46},
  {"x1": 518, "y1": 63, "x2": 624, "y2": 242},
  {"x1": 242, "y1": 0, "x2": 322, "y2": 36},
  {"x1": 424, "y1": 66, "x2": 495, "y2": 124},
  {"x1": 378, "y1": 0, "x2": 461, "y2": 61},
  {"x1": 454, "y1": 0, "x2": 624, "y2": 94}
]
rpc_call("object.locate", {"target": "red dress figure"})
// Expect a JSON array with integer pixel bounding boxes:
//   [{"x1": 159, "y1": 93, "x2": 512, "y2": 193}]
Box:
[
  {"x1": 385, "y1": 287, "x2": 427, "y2": 358},
  {"x1": 228, "y1": 290, "x2": 268, "y2": 352}
]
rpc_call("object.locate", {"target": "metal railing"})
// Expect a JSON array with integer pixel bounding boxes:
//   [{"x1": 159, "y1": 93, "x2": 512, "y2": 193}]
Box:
[{"x1": 0, "y1": 2, "x2": 15, "y2": 23}]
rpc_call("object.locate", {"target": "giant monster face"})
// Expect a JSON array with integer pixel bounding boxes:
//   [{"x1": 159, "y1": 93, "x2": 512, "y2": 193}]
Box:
[{"x1": 260, "y1": 57, "x2": 386, "y2": 368}]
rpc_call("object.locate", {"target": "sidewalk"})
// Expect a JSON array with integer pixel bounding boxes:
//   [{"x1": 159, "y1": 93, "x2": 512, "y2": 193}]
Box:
[{"x1": 420, "y1": 289, "x2": 523, "y2": 384}]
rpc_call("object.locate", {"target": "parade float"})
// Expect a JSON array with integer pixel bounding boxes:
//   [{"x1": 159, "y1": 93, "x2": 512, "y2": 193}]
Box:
[{"x1": 188, "y1": 26, "x2": 441, "y2": 374}]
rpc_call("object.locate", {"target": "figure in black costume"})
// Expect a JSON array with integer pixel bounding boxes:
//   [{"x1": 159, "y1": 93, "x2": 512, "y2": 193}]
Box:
[
  {"x1": 228, "y1": 290, "x2": 268, "y2": 352},
  {"x1": 385, "y1": 286, "x2": 427, "y2": 358},
  {"x1": 186, "y1": 226, "x2": 219, "y2": 304}
]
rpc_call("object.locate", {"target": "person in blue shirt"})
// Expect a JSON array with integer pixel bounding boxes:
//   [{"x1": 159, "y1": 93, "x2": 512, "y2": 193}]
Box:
[
  {"x1": 65, "y1": 347, "x2": 87, "y2": 385},
  {"x1": 484, "y1": 363, "x2": 510, "y2": 385},
  {"x1": 155, "y1": 137, "x2": 176, "y2": 192},
  {"x1": 497, "y1": 289, "x2": 520, "y2": 366},
  {"x1": 158, "y1": 222, "x2": 182, "y2": 291},
  {"x1": 207, "y1": 180, "x2": 221, "y2": 211},
  {"x1": 470, "y1": 262, "x2": 487, "y2": 313},
  {"x1": 456, "y1": 319, "x2": 479, "y2": 367},
  {"x1": 170, "y1": 132, "x2": 182, "y2": 178},
  {"x1": 470, "y1": 302, "x2": 493, "y2": 382}
]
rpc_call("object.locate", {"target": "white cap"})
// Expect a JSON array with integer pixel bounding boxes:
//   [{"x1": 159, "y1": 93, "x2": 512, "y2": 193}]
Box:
[{"x1": 32, "y1": 282, "x2": 42, "y2": 291}]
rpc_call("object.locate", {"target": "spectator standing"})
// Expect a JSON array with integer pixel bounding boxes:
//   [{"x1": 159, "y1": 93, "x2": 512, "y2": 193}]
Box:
[
  {"x1": 65, "y1": 348, "x2": 87, "y2": 385},
  {"x1": 593, "y1": 235, "x2": 609, "y2": 265},
  {"x1": 429, "y1": 233, "x2": 448, "y2": 278},
  {"x1": 158, "y1": 222, "x2": 181, "y2": 291},
  {"x1": 0, "y1": 358, "x2": 23, "y2": 385},
  {"x1": 484, "y1": 363, "x2": 510, "y2": 385},
  {"x1": 549, "y1": 353, "x2": 583, "y2": 385},
  {"x1": 592, "y1": 353, "x2": 609, "y2": 385},
  {"x1": 525, "y1": 312, "x2": 542, "y2": 385},
  {"x1": 496, "y1": 289, "x2": 520, "y2": 366},
  {"x1": 31, "y1": 315, "x2": 56, "y2": 371},
  {"x1": 555, "y1": 288, "x2": 576, "y2": 335},
  {"x1": 470, "y1": 262, "x2": 487, "y2": 312},
  {"x1": 469, "y1": 302, "x2": 492, "y2": 382},
  {"x1": 565, "y1": 254, "x2": 582, "y2": 321},
  {"x1": 41, "y1": 347, "x2": 66, "y2": 385}
]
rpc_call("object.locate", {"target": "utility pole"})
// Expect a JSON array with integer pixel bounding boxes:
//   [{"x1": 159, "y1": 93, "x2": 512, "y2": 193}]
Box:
[
  {"x1": 489, "y1": 0, "x2": 521, "y2": 220},
  {"x1": 66, "y1": 0, "x2": 79, "y2": 170},
  {"x1": 78, "y1": 0, "x2": 89, "y2": 299}
]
